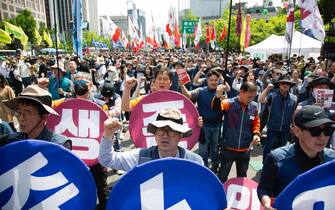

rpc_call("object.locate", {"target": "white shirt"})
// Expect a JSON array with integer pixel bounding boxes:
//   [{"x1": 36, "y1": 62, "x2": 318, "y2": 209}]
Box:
[
  {"x1": 18, "y1": 60, "x2": 30, "y2": 78},
  {"x1": 98, "y1": 138, "x2": 204, "y2": 172}
]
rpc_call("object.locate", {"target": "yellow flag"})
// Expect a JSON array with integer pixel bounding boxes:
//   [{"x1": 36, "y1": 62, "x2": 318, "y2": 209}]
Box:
[
  {"x1": 0, "y1": 29, "x2": 12, "y2": 44},
  {"x1": 240, "y1": 19, "x2": 246, "y2": 52},
  {"x1": 19, "y1": 27, "x2": 28, "y2": 46},
  {"x1": 35, "y1": 28, "x2": 42, "y2": 46},
  {"x1": 43, "y1": 31, "x2": 53, "y2": 47},
  {"x1": 4, "y1": 21, "x2": 28, "y2": 46}
]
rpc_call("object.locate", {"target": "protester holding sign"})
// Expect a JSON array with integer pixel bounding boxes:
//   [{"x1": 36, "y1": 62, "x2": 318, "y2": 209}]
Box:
[
  {"x1": 50, "y1": 79, "x2": 109, "y2": 210},
  {"x1": 99, "y1": 107, "x2": 204, "y2": 172},
  {"x1": 0, "y1": 85, "x2": 71, "y2": 149},
  {"x1": 212, "y1": 81, "x2": 261, "y2": 183},
  {"x1": 298, "y1": 77, "x2": 335, "y2": 109},
  {"x1": 257, "y1": 105, "x2": 335, "y2": 210}
]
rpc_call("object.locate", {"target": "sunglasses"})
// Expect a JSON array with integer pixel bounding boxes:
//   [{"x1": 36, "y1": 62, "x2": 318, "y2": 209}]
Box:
[{"x1": 302, "y1": 126, "x2": 334, "y2": 137}]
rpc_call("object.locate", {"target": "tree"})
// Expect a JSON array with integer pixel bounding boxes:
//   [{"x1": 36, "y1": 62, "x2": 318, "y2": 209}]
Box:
[
  {"x1": 182, "y1": 9, "x2": 198, "y2": 22},
  {"x1": 14, "y1": 9, "x2": 37, "y2": 44},
  {"x1": 83, "y1": 31, "x2": 111, "y2": 49},
  {"x1": 318, "y1": 0, "x2": 335, "y2": 24}
]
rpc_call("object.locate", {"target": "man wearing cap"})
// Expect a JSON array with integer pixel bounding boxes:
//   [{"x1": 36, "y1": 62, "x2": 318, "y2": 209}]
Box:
[
  {"x1": 0, "y1": 85, "x2": 71, "y2": 149},
  {"x1": 258, "y1": 74, "x2": 297, "y2": 162},
  {"x1": 48, "y1": 62, "x2": 73, "y2": 100},
  {"x1": 257, "y1": 105, "x2": 335, "y2": 210},
  {"x1": 99, "y1": 107, "x2": 203, "y2": 171}
]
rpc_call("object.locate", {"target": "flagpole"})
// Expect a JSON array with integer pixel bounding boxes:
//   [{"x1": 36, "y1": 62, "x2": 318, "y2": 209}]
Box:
[
  {"x1": 224, "y1": 0, "x2": 233, "y2": 72},
  {"x1": 53, "y1": 0, "x2": 60, "y2": 88},
  {"x1": 287, "y1": 0, "x2": 296, "y2": 73}
]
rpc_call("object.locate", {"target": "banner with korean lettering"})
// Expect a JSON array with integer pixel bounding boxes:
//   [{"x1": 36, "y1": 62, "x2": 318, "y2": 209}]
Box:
[
  {"x1": 129, "y1": 90, "x2": 201, "y2": 150},
  {"x1": 107, "y1": 158, "x2": 227, "y2": 210},
  {"x1": 0, "y1": 140, "x2": 96, "y2": 209},
  {"x1": 224, "y1": 177, "x2": 263, "y2": 210},
  {"x1": 46, "y1": 98, "x2": 109, "y2": 166},
  {"x1": 274, "y1": 160, "x2": 335, "y2": 210}
]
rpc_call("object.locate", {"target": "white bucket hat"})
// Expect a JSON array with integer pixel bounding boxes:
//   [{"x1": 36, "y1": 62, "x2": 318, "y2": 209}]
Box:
[{"x1": 147, "y1": 107, "x2": 192, "y2": 138}]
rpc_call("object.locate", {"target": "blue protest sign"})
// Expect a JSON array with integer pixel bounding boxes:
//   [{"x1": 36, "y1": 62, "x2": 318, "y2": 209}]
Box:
[
  {"x1": 274, "y1": 160, "x2": 335, "y2": 210},
  {"x1": 107, "y1": 158, "x2": 227, "y2": 210},
  {"x1": 0, "y1": 140, "x2": 96, "y2": 210}
]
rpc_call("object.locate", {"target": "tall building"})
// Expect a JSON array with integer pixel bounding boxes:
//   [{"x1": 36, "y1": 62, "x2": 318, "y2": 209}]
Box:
[
  {"x1": 127, "y1": 9, "x2": 146, "y2": 39},
  {"x1": 83, "y1": 0, "x2": 99, "y2": 34},
  {"x1": 107, "y1": 15, "x2": 128, "y2": 34},
  {"x1": 0, "y1": 0, "x2": 47, "y2": 24},
  {"x1": 190, "y1": 0, "x2": 229, "y2": 22},
  {"x1": 45, "y1": 0, "x2": 72, "y2": 34}
]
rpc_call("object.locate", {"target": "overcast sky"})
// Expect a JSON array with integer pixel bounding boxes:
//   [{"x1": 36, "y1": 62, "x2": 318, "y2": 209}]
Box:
[{"x1": 98, "y1": 0, "x2": 283, "y2": 33}]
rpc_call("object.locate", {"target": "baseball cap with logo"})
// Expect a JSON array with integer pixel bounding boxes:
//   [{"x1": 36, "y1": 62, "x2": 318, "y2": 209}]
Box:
[
  {"x1": 147, "y1": 107, "x2": 192, "y2": 138},
  {"x1": 294, "y1": 105, "x2": 335, "y2": 128},
  {"x1": 4, "y1": 85, "x2": 58, "y2": 116}
]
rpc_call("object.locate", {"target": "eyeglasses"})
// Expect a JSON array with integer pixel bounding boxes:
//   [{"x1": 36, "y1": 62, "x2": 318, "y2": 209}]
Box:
[
  {"x1": 303, "y1": 126, "x2": 334, "y2": 137},
  {"x1": 280, "y1": 82, "x2": 291, "y2": 86},
  {"x1": 14, "y1": 110, "x2": 40, "y2": 119},
  {"x1": 155, "y1": 128, "x2": 180, "y2": 137}
]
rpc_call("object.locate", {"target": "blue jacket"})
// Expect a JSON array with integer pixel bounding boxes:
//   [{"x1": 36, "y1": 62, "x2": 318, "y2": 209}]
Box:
[
  {"x1": 195, "y1": 87, "x2": 222, "y2": 127},
  {"x1": 213, "y1": 97, "x2": 259, "y2": 150},
  {"x1": 0, "y1": 127, "x2": 71, "y2": 149},
  {"x1": 267, "y1": 91, "x2": 297, "y2": 131},
  {"x1": 271, "y1": 143, "x2": 335, "y2": 196},
  {"x1": 48, "y1": 76, "x2": 72, "y2": 100}
]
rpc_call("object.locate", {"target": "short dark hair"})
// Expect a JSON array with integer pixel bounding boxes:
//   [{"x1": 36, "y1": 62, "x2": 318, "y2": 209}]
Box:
[
  {"x1": 206, "y1": 69, "x2": 220, "y2": 78},
  {"x1": 17, "y1": 98, "x2": 48, "y2": 115},
  {"x1": 154, "y1": 67, "x2": 173, "y2": 81},
  {"x1": 240, "y1": 81, "x2": 257, "y2": 92}
]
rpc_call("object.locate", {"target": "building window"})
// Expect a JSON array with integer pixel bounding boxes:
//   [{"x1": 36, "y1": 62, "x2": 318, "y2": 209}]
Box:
[
  {"x1": 3, "y1": 12, "x2": 9, "y2": 18},
  {"x1": 16, "y1": 8, "x2": 22, "y2": 13},
  {"x1": 2, "y1": 3, "x2": 8, "y2": 10},
  {"x1": 9, "y1": 5, "x2": 14, "y2": 12}
]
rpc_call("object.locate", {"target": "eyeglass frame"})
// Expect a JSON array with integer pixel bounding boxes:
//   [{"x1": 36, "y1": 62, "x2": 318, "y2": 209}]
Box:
[{"x1": 155, "y1": 127, "x2": 181, "y2": 137}]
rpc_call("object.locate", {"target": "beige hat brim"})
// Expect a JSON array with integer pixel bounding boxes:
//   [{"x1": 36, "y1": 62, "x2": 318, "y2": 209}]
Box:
[
  {"x1": 4, "y1": 96, "x2": 59, "y2": 116},
  {"x1": 147, "y1": 120, "x2": 192, "y2": 138}
]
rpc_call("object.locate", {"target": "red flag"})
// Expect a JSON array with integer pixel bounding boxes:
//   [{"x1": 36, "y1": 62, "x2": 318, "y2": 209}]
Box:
[
  {"x1": 211, "y1": 24, "x2": 216, "y2": 40},
  {"x1": 236, "y1": 2, "x2": 242, "y2": 36},
  {"x1": 146, "y1": 36, "x2": 158, "y2": 48},
  {"x1": 206, "y1": 24, "x2": 210, "y2": 44},
  {"x1": 219, "y1": 24, "x2": 227, "y2": 42},
  {"x1": 174, "y1": 20, "x2": 181, "y2": 48},
  {"x1": 112, "y1": 28, "x2": 121, "y2": 42},
  {"x1": 166, "y1": 24, "x2": 172, "y2": 37},
  {"x1": 244, "y1": 14, "x2": 251, "y2": 48}
]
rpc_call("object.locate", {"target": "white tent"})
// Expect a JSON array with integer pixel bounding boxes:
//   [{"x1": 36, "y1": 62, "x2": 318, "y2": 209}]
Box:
[{"x1": 245, "y1": 31, "x2": 322, "y2": 60}]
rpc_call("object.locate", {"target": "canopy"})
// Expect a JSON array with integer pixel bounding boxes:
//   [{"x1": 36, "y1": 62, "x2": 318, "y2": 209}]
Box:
[{"x1": 245, "y1": 31, "x2": 322, "y2": 60}]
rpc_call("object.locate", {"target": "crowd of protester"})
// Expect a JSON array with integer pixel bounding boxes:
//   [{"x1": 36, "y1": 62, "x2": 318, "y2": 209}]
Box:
[{"x1": 0, "y1": 50, "x2": 335, "y2": 209}]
